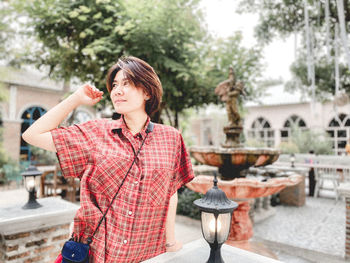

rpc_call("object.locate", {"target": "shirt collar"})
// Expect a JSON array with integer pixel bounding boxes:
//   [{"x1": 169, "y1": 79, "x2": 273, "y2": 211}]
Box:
[{"x1": 110, "y1": 115, "x2": 151, "y2": 139}]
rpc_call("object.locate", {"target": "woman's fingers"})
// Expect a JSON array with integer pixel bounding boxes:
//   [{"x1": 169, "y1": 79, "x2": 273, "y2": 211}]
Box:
[
  {"x1": 80, "y1": 84, "x2": 104, "y2": 104},
  {"x1": 84, "y1": 84, "x2": 103, "y2": 99},
  {"x1": 84, "y1": 84, "x2": 94, "y2": 99}
]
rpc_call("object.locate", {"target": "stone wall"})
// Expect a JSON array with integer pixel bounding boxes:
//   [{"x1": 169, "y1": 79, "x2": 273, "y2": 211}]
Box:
[
  {"x1": 0, "y1": 198, "x2": 78, "y2": 263},
  {"x1": 346, "y1": 197, "x2": 350, "y2": 260},
  {"x1": 0, "y1": 223, "x2": 70, "y2": 262},
  {"x1": 337, "y1": 183, "x2": 350, "y2": 260},
  {"x1": 279, "y1": 175, "x2": 306, "y2": 206}
]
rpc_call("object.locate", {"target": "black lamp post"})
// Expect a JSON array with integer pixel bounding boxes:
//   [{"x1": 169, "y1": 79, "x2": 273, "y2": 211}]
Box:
[
  {"x1": 290, "y1": 153, "x2": 296, "y2": 168},
  {"x1": 193, "y1": 174, "x2": 238, "y2": 263},
  {"x1": 22, "y1": 165, "x2": 42, "y2": 209}
]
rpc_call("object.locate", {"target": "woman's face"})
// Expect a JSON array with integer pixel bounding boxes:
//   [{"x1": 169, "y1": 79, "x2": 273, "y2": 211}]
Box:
[{"x1": 111, "y1": 70, "x2": 150, "y2": 115}]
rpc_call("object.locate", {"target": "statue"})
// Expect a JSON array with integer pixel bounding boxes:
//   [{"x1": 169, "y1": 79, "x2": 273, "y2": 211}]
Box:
[{"x1": 215, "y1": 67, "x2": 245, "y2": 147}]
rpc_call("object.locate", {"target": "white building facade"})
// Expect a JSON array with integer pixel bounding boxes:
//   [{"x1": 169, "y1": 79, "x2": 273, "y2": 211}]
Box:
[
  {"x1": 0, "y1": 67, "x2": 97, "y2": 162},
  {"x1": 244, "y1": 101, "x2": 350, "y2": 155},
  {"x1": 190, "y1": 86, "x2": 350, "y2": 155}
]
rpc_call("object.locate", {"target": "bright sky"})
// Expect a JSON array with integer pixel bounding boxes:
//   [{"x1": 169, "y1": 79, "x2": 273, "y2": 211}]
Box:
[{"x1": 200, "y1": 0, "x2": 295, "y2": 82}]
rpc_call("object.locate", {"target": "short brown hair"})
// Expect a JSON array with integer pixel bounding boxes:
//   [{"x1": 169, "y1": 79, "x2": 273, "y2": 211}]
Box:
[{"x1": 106, "y1": 56, "x2": 163, "y2": 116}]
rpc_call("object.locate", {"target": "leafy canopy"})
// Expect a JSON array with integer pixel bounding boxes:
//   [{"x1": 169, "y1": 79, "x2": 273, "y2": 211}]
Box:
[
  {"x1": 4, "y1": 0, "x2": 264, "y2": 126},
  {"x1": 238, "y1": 0, "x2": 350, "y2": 98}
]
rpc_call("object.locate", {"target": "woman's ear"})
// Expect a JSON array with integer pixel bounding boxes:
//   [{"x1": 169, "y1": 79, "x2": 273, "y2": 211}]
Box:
[{"x1": 144, "y1": 93, "x2": 151, "y2": 101}]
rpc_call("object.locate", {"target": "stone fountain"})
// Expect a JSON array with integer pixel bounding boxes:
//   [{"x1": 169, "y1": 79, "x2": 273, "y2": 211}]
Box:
[
  {"x1": 187, "y1": 68, "x2": 302, "y2": 255},
  {"x1": 190, "y1": 67, "x2": 280, "y2": 180}
]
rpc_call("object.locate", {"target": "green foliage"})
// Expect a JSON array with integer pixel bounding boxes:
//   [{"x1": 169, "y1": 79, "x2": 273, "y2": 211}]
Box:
[
  {"x1": 8, "y1": 0, "x2": 215, "y2": 121},
  {"x1": 30, "y1": 146, "x2": 57, "y2": 165},
  {"x1": 5, "y1": 0, "x2": 264, "y2": 127},
  {"x1": 202, "y1": 33, "x2": 265, "y2": 102},
  {"x1": 177, "y1": 187, "x2": 203, "y2": 220},
  {"x1": 288, "y1": 126, "x2": 333, "y2": 155},
  {"x1": 0, "y1": 69, "x2": 9, "y2": 169},
  {"x1": 278, "y1": 141, "x2": 300, "y2": 154},
  {"x1": 237, "y1": 0, "x2": 350, "y2": 98},
  {"x1": 178, "y1": 108, "x2": 196, "y2": 148},
  {"x1": 285, "y1": 56, "x2": 350, "y2": 100},
  {"x1": 0, "y1": 138, "x2": 9, "y2": 168},
  {"x1": 0, "y1": 2, "x2": 12, "y2": 59},
  {"x1": 244, "y1": 138, "x2": 266, "y2": 148}
]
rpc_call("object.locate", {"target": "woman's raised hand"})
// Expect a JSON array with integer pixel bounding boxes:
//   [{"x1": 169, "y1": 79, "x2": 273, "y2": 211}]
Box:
[{"x1": 73, "y1": 84, "x2": 104, "y2": 106}]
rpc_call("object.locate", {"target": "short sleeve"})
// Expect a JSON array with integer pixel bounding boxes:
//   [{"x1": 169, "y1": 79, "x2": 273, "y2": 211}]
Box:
[
  {"x1": 170, "y1": 133, "x2": 195, "y2": 196},
  {"x1": 51, "y1": 122, "x2": 94, "y2": 179}
]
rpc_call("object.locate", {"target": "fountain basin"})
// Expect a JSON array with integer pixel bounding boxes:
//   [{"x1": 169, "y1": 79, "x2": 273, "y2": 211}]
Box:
[
  {"x1": 186, "y1": 174, "x2": 303, "y2": 199},
  {"x1": 187, "y1": 174, "x2": 303, "y2": 242},
  {"x1": 190, "y1": 146, "x2": 280, "y2": 179}
]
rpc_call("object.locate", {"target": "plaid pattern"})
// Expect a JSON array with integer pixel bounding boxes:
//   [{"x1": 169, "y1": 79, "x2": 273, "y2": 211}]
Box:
[{"x1": 51, "y1": 116, "x2": 194, "y2": 263}]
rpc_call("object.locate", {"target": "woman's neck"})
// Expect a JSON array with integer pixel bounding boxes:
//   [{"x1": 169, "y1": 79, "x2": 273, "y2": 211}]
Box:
[{"x1": 123, "y1": 112, "x2": 148, "y2": 135}]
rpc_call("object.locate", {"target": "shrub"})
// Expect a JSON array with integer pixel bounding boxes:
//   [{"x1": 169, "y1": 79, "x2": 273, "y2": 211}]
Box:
[
  {"x1": 244, "y1": 138, "x2": 266, "y2": 148},
  {"x1": 278, "y1": 141, "x2": 299, "y2": 154},
  {"x1": 177, "y1": 187, "x2": 203, "y2": 220},
  {"x1": 30, "y1": 145, "x2": 57, "y2": 165},
  {"x1": 289, "y1": 126, "x2": 333, "y2": 155}
]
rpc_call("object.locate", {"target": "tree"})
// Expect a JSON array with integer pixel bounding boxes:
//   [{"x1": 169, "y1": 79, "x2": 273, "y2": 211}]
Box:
[
  {"x1": 4, "y1": 0, "x2": 264, "y2": 127},
  {"x1": 0, "y1": 69, "x2": 10, "y2": 168},
  {"x1": 238, "y1": 0, "x2": 350, "y2": 98},
  {"x1": 289, "y1": 125, "x2": 333, "y2": 155},
  {"x1": 6, "y1": 0, "x2": 210, "y2": 127},
  {"x1": 202, "y1": 33, "x2": 265, "y2": 102}
]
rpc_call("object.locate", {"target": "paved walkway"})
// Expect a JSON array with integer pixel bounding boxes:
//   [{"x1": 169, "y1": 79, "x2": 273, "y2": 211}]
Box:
[
  {"x1": 0, "y1": 188, "x2": 347, "y2": 262},
  {"x1": 253, "y1": 196, "x2": 346, "y2": 263}
]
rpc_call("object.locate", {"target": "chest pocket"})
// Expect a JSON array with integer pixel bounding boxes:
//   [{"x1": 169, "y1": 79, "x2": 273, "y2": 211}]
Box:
[{"x1": 147, "y1": 169, "x2": 173, "y2": 207}]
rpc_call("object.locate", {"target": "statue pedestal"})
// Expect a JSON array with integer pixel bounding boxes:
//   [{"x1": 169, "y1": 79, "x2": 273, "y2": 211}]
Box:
[
  {"x1": 228, "y1": 200, "x2": 253, "y2": 241},
  {"x1": 222, "y1": 125, "x2": 243, "y2": 148}
]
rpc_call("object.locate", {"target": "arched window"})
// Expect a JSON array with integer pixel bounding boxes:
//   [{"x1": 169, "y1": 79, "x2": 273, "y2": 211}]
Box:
[
  {"x1": 248, "y1": 117, "x2": 274, "y2": 147},
  {"x1": 280, "y1": 115, "x2": 307, "y2": 142},
  {"x1": 327, "y1": 114, "x2": 350, "y2": 155},
  {"x1": 20, "y1": 106, "x2": 47, "y2": 161}
]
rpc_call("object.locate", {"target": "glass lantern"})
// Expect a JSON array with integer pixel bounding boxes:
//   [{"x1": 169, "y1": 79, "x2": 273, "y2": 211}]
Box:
[
  {"x1": 22, "y1": 165, "x2": 42, "y2": 209},
  {"x1": 194, "y1": 175, "x2": 238, "y2": 263}
]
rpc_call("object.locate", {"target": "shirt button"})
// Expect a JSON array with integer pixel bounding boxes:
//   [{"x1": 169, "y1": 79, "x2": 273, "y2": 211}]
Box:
[
  {"x1": 134, "y1": 181, "x2": 139, "y2": 185},
  {"x1": 123, "y1": 239, "x2": 128, "y2": 244},
  {"x1": 128, "y1": 211, "x2": 132, "y2": 215}
]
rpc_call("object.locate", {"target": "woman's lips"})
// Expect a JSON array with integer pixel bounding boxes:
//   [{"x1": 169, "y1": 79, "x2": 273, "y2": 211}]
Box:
[{"x1": 114, "y1": 100, "x2": 127, "y2": 103}]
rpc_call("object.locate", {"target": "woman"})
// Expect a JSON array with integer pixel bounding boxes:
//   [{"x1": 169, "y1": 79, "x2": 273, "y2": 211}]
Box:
[{"x1": 22, "y1": 56, "x2": 195, "y2": 262}]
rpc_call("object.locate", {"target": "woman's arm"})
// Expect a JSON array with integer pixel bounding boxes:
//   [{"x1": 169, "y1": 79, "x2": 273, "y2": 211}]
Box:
[
  {"x1": 22, "y1": 84, "x2": 103, "y2": 152},
  {"x1": 165, "y1": 191, "x2": 183, "y2": 252}
]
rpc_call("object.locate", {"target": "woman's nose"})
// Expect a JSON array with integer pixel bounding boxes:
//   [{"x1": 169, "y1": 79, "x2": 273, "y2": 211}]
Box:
[{"x1": 113, "y1": 86, "x2": 123, "y2": 95}]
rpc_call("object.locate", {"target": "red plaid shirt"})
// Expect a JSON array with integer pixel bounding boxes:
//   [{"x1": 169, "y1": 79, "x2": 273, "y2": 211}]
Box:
[{"x1": 51, "y1": 116, "x2": 194, "y2": 262}]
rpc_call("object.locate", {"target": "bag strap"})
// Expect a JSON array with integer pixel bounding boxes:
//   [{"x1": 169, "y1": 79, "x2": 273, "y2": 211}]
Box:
[{"x1": 86, "y1": 121, "x2": 154, "y2": 244}]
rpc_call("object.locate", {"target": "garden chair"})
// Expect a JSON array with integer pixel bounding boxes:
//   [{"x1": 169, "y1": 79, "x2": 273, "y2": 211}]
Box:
[
  {"x1": 340, "y1": 168, "x2": 350, "y2": 183},
  {"x1": 314, "y1": 167, "x2": 340, "y2": 201},
  {"x1": 43, "y1": 163, "x2": 79, "y2": 202}
]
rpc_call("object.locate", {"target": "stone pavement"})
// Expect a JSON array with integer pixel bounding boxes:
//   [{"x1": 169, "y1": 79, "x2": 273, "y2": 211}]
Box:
[
  {"x1": 175, "y1": 196, "x2": 347, "y2": 263},
  {"x1": 253, "y1": 196, "x2": 346, "y2": 263},
  {"x1": 0, "y1": 188, "x2": 347, "y2": 262}
]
